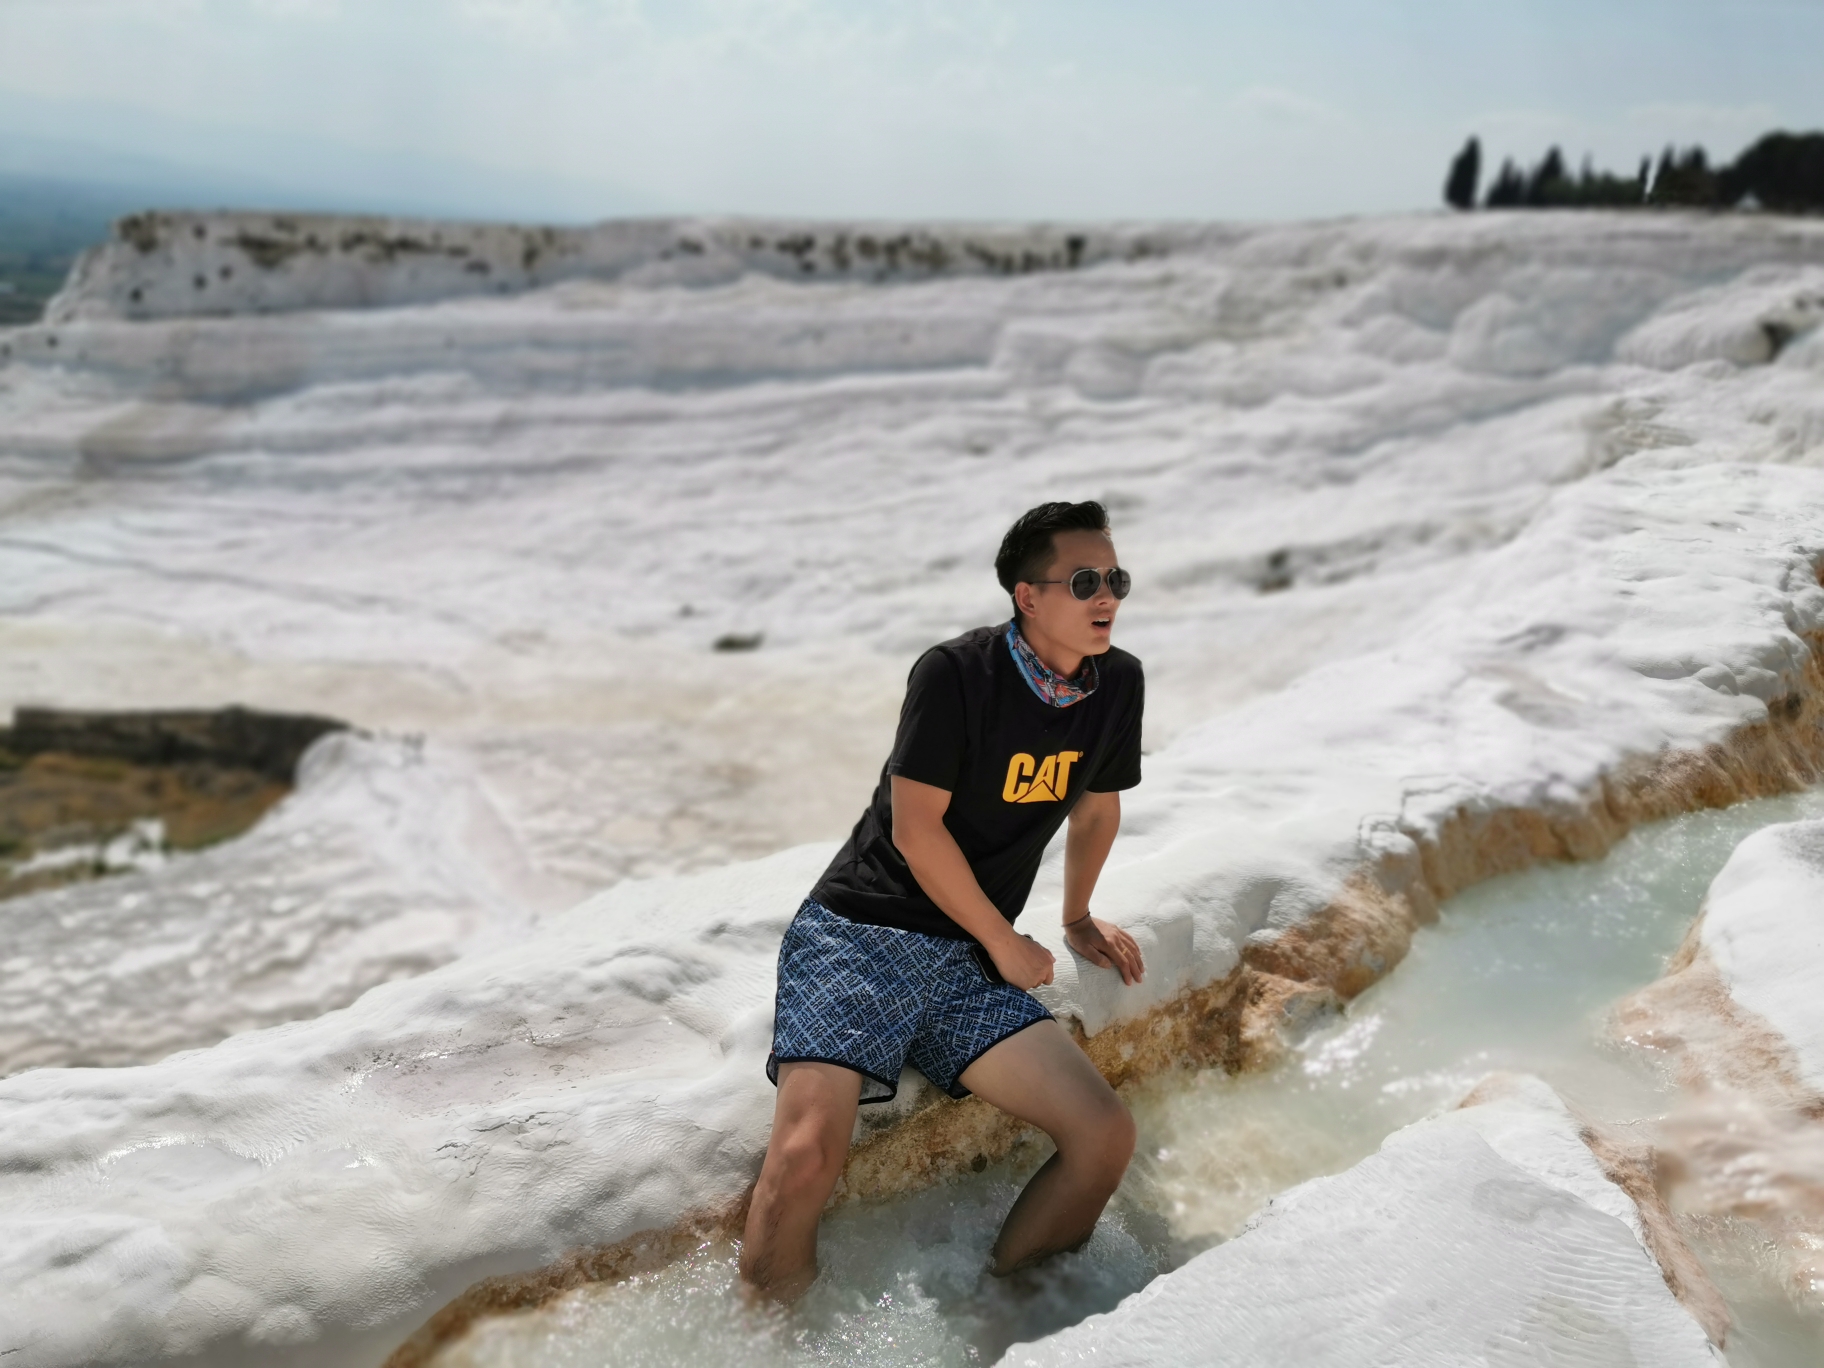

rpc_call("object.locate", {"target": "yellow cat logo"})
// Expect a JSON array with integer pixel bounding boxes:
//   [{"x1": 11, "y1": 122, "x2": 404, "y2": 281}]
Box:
[{"x1": 1002, "y1": 751, "x2": 1083, "y2": 804}]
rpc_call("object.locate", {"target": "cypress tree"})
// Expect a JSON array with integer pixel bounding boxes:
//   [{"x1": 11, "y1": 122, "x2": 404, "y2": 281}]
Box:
[
  {"x1": 1528, "y1": 147, "x2": 1570, "y2": 205},
  {"x1": 1444, "y1": 137, "x2": 1481, "y2": 210},
  {"x1": 1648, "y1": 146, "x2": 1719, "y2": 207},
  {"x1": 1484, "y1": 158, "x2": 1526, "y2": 207}
]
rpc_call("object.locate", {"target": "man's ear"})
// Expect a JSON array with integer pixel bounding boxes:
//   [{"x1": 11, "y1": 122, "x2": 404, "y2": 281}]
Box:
[{"x1": 1013, "y1": 582, "x2": 1038, "y2": 619}]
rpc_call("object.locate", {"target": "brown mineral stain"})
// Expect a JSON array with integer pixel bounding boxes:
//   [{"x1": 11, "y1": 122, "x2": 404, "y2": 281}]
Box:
[{"x1": 0, "y1": 706, "x2": 345, "y2": 900}]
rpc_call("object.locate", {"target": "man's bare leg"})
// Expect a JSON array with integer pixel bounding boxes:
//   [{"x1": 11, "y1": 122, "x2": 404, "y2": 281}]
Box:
[
  {"x1": 739, "y1": 1061, "x2": 862, "y2": 1300},
  {"x1": 958, "y1": 1019, "x2": 1136, "y2": 1275}
]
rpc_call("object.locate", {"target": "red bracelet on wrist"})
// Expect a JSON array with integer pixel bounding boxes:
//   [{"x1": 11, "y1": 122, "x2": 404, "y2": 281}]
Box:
[{"x1": 1063, "y1": 910, "x2": 1092, "y2": 928}]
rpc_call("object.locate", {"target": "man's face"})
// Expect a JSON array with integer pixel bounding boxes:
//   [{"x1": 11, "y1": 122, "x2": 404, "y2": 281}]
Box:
[{"x1": 1019, "y1": 529, "x2": 1122, "y2": 658}]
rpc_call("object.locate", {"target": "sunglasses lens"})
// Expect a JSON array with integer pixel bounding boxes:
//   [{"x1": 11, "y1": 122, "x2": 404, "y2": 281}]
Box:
[
  {"x1": 1070, "y1": 568, "x2": 1100, "y2": 600},
  {"x1": 1108, "y1": 567, "x2": 1131, "y2": 599}
]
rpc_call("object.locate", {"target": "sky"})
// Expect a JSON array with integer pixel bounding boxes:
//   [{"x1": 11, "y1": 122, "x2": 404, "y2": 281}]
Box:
[{"x1": 2, "y1": 0, "x2": 1822, "y2": 224}]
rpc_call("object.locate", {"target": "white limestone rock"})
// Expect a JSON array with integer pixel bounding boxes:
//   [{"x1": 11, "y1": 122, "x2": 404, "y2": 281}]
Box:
[
  {"x1": 0, "y1": 843, "x2": 826, "y2": 1368},
  {"x1": 999, "y1": 1077, "x2": 1720, "y2": 1368},
  {"x1": 1696, "y1": 818, "x2": 1824, "y2": 1092},
  {"x1": 1624, "y1": 818, "x2": 1824, "y2": 1318},
  {"x1": 0, "y1": 732, "x2": 567, "y2": 1076},
  {"x1": 1615, "y1": 264, "x2": 1824, "y2": 369},
  {"x1": 44, "y1": 212, "x2": 1191, "y2": 323}
]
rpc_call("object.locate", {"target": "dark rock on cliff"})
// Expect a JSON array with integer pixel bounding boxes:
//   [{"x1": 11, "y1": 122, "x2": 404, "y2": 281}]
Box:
[{"x1": 0, "y1": 705, "x2": 346, "y2": 782}]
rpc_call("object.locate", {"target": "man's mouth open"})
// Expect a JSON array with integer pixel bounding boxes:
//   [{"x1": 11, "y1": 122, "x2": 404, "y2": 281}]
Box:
[{"x1": 1091, "y1": 617, "x2": 1112, "y2": 630}]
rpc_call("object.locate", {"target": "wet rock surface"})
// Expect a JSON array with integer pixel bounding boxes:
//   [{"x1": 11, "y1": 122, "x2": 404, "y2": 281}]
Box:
[
  {"x1": 1617, "y1": 817, "x2": 1824, "y2": 1326},
  {"x1": 1003, "y1": 1076, "x2": 1720, "y2": 1368},
  {"x1": 2, "y1": 704, "x2": 345, "y2": 780}
]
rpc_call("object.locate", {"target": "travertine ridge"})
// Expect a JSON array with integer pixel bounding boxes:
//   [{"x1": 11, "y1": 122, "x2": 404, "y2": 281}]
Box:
[{"x1": 45, "y1": 211, "x2": 1211, "y2": 324}]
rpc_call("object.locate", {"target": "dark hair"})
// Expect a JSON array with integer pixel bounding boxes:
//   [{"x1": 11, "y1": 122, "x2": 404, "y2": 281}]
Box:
[{"x1": 994, "y1": 500, "x2": 1111, "y2": 616}]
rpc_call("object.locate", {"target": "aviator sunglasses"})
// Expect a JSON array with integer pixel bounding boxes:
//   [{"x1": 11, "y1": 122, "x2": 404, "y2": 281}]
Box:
[{"x1": 1033, "y1": 566, "x2": 1132, "y2": 600}]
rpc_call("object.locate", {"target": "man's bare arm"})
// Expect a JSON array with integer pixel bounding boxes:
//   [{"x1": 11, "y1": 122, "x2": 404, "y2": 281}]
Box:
[
  {"x1": 891, "y1": 775, "x2": 1056, "y2": 990},
  {"x1": 1063, "y1": 790, "x2": 1144, "y2": 985}
]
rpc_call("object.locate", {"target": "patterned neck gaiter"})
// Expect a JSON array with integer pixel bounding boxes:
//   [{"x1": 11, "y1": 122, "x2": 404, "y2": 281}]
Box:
[{"x1": 1006, "y1": 622, "x2": 1100, "y2": 708}]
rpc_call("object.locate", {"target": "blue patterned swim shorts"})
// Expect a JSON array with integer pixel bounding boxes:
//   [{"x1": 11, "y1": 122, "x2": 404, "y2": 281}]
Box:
[{"x1": 767, "y1": 898, "x2": 1054, "y2": 1103}]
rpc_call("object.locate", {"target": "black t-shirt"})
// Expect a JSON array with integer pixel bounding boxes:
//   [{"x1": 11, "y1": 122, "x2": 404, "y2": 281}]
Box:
[{"x1": 810, "y1": 622, "x2": 1144, "y2": 941}]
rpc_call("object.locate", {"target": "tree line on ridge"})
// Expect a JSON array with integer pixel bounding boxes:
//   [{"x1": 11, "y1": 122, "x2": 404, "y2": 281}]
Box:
[{"x1": 1443, "y1": 132, "x2": 1824, "y2": 213}]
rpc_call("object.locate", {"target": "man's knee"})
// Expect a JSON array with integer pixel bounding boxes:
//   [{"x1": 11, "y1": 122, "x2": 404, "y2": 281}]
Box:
[
  {"x1": 1066, "y1": 1097, "x2": 1135, "y2": 1188},
  {"x1": 765, "y1": 1123, "x2": 848, "y2": 1201},
  {"x1": 1097, "y1": 1100, "x2": 1137, "y2": 1178}
]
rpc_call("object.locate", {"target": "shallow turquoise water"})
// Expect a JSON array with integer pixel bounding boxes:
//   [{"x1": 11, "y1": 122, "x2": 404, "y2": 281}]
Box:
[{"x1": 440, "y1": 786, "x2": 1824, "y2": 1367}]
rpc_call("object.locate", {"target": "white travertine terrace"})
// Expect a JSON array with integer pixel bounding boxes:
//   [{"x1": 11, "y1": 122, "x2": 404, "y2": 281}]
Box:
[
  {"x1": 1001, "y1": 1076, "x2": 1721, "y2": 1368},
  {"x1": 2, "y1": 211, "x2": 1824, "y2": 1364},
  {"x1": 1616, "y1": 819, "x2": 1824, "y2": 1318},
  {"x1": 1693, "y1": 819, "x2": 1824, "y2": 1090},
  {"x1": 0, "y1": 453, "x2": 1817, "y2": 1366},
  {"x1": 0, "y1": 732, "x2": 567, "y2": 1076}
]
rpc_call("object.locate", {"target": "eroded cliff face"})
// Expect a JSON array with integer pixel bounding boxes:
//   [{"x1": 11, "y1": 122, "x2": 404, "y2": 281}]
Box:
[
  {"x1": 43, "y1": 212, "x2": 1197, "y2": 324},
  {"x1": 1615, "y1": 818, "x2": 1824, "y2": 1318},
  {"x1": 0, "y1": 705, "x2": 345, "y2": 899}
]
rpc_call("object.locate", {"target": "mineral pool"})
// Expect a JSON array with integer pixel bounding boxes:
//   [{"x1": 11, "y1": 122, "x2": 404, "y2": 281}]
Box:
[{"x1": 432, "y1": 786, "x2": 1824, "y2": 1368}]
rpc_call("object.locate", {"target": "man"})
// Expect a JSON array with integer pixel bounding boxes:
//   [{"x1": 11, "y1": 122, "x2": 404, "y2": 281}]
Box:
[{"x1": 740, "y1": 499, "x2": 1147, "y2": 1299}]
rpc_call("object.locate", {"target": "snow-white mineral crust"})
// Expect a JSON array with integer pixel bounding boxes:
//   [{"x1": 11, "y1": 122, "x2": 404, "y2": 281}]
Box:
[
  {"x1": 0, "y1": 733, "x2": 565, "y2": 1075},
  {"x1": 1694, "y1": 818, "x2": 1824, "y2": 1090},
  {"x1": 2, "y1": 211, "x2": 1824, "y2": 1364},
  {"x1": 1621, "y1": 818, "x2": 1824, "y2": 1316},
  {"x1": 1000, "y1": 1076, "x2": 1719, "y2": 1368}
]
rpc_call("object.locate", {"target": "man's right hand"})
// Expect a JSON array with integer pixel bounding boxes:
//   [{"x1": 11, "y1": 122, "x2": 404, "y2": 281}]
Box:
[
  {"x1": 891, "y1": 777, "x2": 1058, "y2": 989},
  {"x1": 990, "y1": 932, "x2": 1056, "y2": 989}
]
